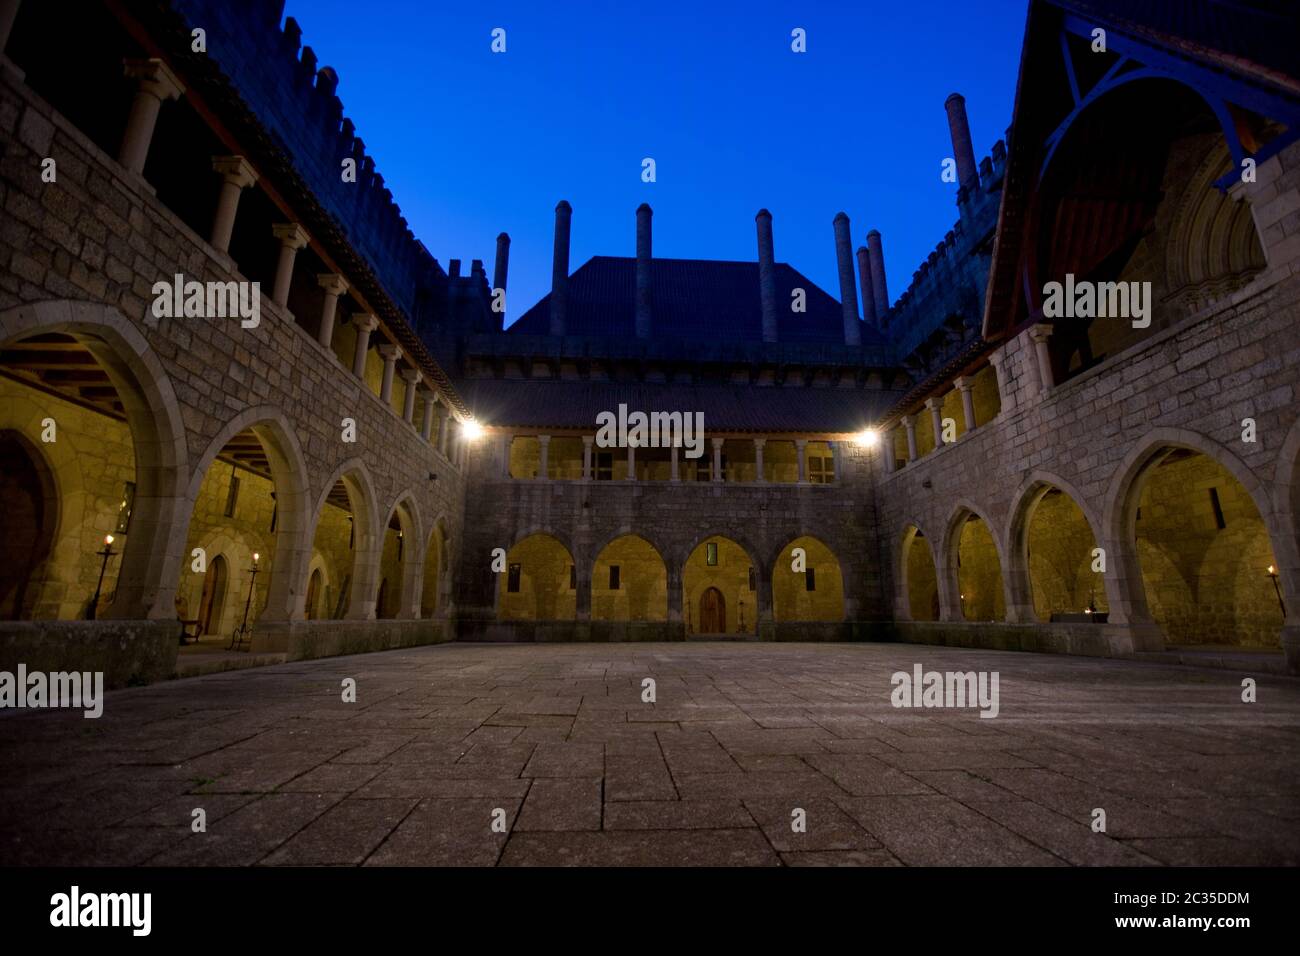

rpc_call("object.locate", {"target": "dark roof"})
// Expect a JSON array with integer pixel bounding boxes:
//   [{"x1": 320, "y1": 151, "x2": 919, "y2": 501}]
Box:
[
  {"x1": 459, "y1": 379, "x2": 900, "y2": 434},
  {"x1": 507, "y1": 256, "x2": 885, "y2": 348}
]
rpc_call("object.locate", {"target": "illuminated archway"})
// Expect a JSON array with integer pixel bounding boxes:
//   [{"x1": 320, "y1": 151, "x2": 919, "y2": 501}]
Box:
[
  {"x1": 772, "y1": 535, "x2": 844, "y2": 622},
  {"x1": 498, "y1": 533, "x2": 576, "y2": 621},
  {"x1": 591, "y1": 534, "x2": 667, "y2": 622},
  {"x1": 900, "y1": 524, "x2": 938, "y2": 621},
  {"x1": 683, "y1": 536, "x2": 757, "y2": 635}
]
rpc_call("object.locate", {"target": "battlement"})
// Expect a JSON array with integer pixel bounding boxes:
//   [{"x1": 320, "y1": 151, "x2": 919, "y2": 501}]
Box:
[{"x1": 170, "y1": 0, "x2": 444, "y2": 320}]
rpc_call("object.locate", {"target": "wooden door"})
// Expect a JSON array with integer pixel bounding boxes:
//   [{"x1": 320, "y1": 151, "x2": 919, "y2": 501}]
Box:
[
  {"x1": 306, "y1": 568, "x2": 322, "y2": 620},
  {"x1": 699, "y1": 587, "x2": 726, "y2": 634},
  {"x1": 198, "y1": 554, "x2": 227, "y2": 636}
]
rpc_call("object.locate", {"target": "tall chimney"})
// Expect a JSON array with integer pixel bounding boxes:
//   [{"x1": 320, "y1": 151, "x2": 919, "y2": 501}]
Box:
[
  {"x1": 635, "y1": 203, "x2": 652, "y2": 339},
  {"x1": 549, "y1": 200, "x2": 571, "y2": 337},
  {"x1": 756, "y1": 208, "x2": 778, "y2": 343},
  {"x1": 833, "y1": 212, "x2": 861, "y2": 346},
  {"x1": 857, "y1": 245, "x2": 877, "y2": 327},
  {"x1": 867, "y1": 229, "x2": 889, "y2": 321},
  {"x1": 493, "y1": 232, "x2": 510, "y2": 293},
  {"x1": 945, "y1": 93, "x2": 978, "y2": 190}
]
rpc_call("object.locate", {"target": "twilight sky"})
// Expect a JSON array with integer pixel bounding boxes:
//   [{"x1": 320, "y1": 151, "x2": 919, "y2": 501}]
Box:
[{"x1": 283, "y1": 0, "x2": 1027, "y2": 327}]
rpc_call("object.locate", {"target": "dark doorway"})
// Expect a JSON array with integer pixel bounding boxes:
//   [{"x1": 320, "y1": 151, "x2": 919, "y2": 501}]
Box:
[
  {"x1": 0, "y1": 432, "x2": 56, "y2": 619},
  {"x1": 198, "y1": 554, "x2": 228, "y2": 637},
  {"x1": 699, "y1": 586, "x2": 726, "y2": 634}
]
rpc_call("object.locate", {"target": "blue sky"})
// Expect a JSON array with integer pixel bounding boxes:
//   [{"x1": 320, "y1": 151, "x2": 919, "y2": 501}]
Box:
[{"x1": 283, "y1": 0, "x2": 1028, "y2": 327}]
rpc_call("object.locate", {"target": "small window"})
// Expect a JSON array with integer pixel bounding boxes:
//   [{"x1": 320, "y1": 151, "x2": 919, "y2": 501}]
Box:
[
  {"x1": 805, "y1": 568, "x2": 816, "y2": 592},
  {"x1": 507, "y1": 563, "x2": 521, "y2": 593},
  {"x1": 269, "y1": 491, "x2": 277, "y2": 533},
  {"x1": 609, "y1": 565, "x2": 620, "y2": 590},
  {"x1": 596, "y1": 452, "x2": 613, "y2": 481},
  {"x1": 114, "y1": 482, "x2": 136, "y2": 535},
  {"x1": 706, "y1": 542, "x2": 718, "y2": 567},
  {"x1": 569, "y1": 564, "x2": 576, "y2": 590},
  {"x1": 224, "y1": 474, "x2": 241, "y2": 517},
  {"x1": 808, "y1": 455, "x2": 832, "y2": 484},
  {"x1": 1208, "y1": 487, "x2": 1226, "y2": 529},
  {"x1": 748, "y1": 566, "x2": 756, "y2": 592}
]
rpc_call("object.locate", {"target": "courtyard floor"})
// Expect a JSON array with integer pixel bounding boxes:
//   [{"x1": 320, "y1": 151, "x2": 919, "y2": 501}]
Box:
[{"x1": 1, "y1": 641, "x2": 1298, "y2": 867}]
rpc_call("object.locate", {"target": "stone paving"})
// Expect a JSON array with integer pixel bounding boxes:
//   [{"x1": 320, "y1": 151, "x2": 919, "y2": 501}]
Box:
[{"x1": 1, "y1": 642, "x2": 1298, "y2": 867}]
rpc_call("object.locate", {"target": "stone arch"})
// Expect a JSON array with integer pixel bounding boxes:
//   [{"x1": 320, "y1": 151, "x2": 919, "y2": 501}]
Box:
[
  {"x1": 1005, "y1": 471, "x2": 1113, "y2": 624},
  {"x1": 182, "y1": 527, "x2": 262, "y2": 639},
  {"x1": 771, "y1": 534, "x2": 845, "y2": 622},
  {"x1": 0, "y1": 300, "x2": 189, "y2": 620},
  {"x1": 305, "y1": 551, "x2": 332, "y2": 621},
  {"x1": 591, "y1": 533, "x2": 668, "y2": 622},
  {"x1": 897, "y1": 522, "x2": 939, "y2": 622},
  {"x1": 185, "y1": 406, "x2": 311, "y2": 624},
  {"x1": 310, "y1": 458, "x2": 380, "y2": 621},
  {"x1": 681, "y1": 533, "x2": 763, "y2": 635},
  {"x1": 379, "y1": 489, "x2": 424, "y2": 620},
  {"x1": 1273, "y1": 418, "x2": 1300, "y2": 661},
  {"x1": 940, "y1": 500, "x2": 1008, "y2": 623},
  {"x1": 1105, "y1": 427, "x2": 1285, "y2": 648},
  {"x1": 0, "y1": 430, "x2": 59, "y2": 619},
  {"x1": 421, "y1": 513, "x2": 451, "y2": 618},
  {"x1": 498, "y1": 532, "x2": 577, "y2": 622}
]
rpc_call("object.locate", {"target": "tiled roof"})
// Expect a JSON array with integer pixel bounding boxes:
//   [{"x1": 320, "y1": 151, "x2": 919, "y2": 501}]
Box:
[
  {"x1": 459, "y1": 379, "x2": 900, "y2": 434},
  {"x1": 507, "y1": 256, "x2": 886, "y2": 348}
]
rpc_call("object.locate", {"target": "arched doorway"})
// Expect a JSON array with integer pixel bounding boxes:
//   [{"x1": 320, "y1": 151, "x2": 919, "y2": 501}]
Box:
[
  {"x1": 377, "y1": 496, "x2": 420, "y2": 619},
  {"x1": 498, "y1": 533, "x2": 576, "y2": 621},
  {"x1": 772, "y1": 535, "x2": 845, "y2": 621},
  {"x1": 699, "y1": 587, "x2": 726, "y2": 634},
  {"x1": 0, "y1": 431, "x2": 57, "y2": 619},
  {"x1": 592, "y1": 534, "x2": 667, "y2": 622},
  {"x1": 1018, "y1": 483, "x2": 1108, "y2": 620},
  {"x1": 305, "y1": 566, "x2": 323, "y2": 620},
  {"x1": 901, "y1": 525, "x2": 938, "y2": 621},
  {"x1": 683, "y1": 536, "x2": 756, "y2": 635},
  {"x1": 421, "y1": 521, "x2": 446, "y2": 618},
  {"x1": 948, "y1": 509, "x2": 1006, "y2": 622},
  {"x1": 308, "y1": 463, "x2": 378, "y2": 621},
  {"x1": 197, "y1": 553, "x2": 228, "y2": 637}
]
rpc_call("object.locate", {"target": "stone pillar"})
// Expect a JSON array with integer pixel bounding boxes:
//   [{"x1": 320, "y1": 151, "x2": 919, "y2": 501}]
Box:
[
  {"x1": 626, "y1": 442, "x2": 636, "y2": 481},
  {"x1": 667, "y1": 569, "x2": 683, "y2": 627},
  {"x1": 867, "y1": 229, "x2": 890, "y2": 321},
  {"x1": 925, "y1": 397, "x2": 944, "y2": 449},
  {"x1": 670, "y1": 444, "x2": 679, "y2": 482},
  {"x1": 420, "y1": 388, "x2": 436, "y2": 440},
  {"x1": 437, "y1": 406, "x2": 449, "y2": 456},
  {"x1": 209, "y1": 156, "x2": 258, "y2": 254},
  {"x1": 401, "y1": 369, "x2": 421, "y2": 423},
  {"x1": 944, "y1": 93, "x2": 979, "y2": 190},
  {"x1": 753, "y1": 438, "x2": 766, "y2": 483},
  {"x1": 756, "y1": 209, "x2": 778, "y2": 343},
  {"x1": 550, "y1": 200, "x2": 572, "y2": 336},
  {"x1": 711, "y1": 438, "x2": 724, "y2": 482},
  {"x1": 827, "y1": 440, "x2": 840, "y2": 482},
  {"x1": 795, "y1": 439, "x2": 807, "y2": 483},
  {"x1": 902, "y1": 414, "x2": 919, "y2": 461},
  {"x1": 119, "y1": 59, "x2": 185, "y2": 175},
  {"x1": 988, "y1": 349, "x2": 1011, "y2": 411},
  {"x1": 316, "y1": 274, "x2": 348, "y2": 348},
  {"x1": 883, "y1": 440, "x2": 896, "y2": 474},
  {"x1": 833, "y1": 213, "x2": 861, "y2": 345},
  {"x1": 378, "y1": 344, "x2": 402, "y2": 402},
  {"x1": 270, "y1": 223, "x2": 309, "y2": 308},
  {"x1": 497, "y1": 434, "x2": 510, "y2": 478},
  {"x1": 352, "y1": 314, "x2": 379, "y2": 379},
  {"x1": 635, "y1": 203, "x2": 652, "y2": 338},
  {"x1": 857, "y1": 245, "x2": 877, "y2": 327},
  {"x1": 537, "y1": 434, "x2": 550, "y2": 480},
  {"x1": 955, "y1": 375, "x2": 977, "y2": 431},
  {"x1": 1029, "y1": 324, "x2": 1055, "y2": 393},
  {"x1": 582, "y1": 435, "x2": 593, "y2": 481}
]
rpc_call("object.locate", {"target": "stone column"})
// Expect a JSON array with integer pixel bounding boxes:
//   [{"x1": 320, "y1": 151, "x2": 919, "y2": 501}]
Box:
[
  {"x1": 988, "y1": 350, "x2": 1011, "y2": 411},
  {"x1": 316, "y1": 274, "x2": 348, "y2": 348},
  {"x1": 883, "y1": 439, "x2": 896, "y2": 474},
  {"x1": 753, "y1": 438, "x2": 766, "y2": 483},
  {"x1": 420, "y1": 388, "x2": 436, "y2": 440},
  {"x1": 670, "y1": 444, "x2": 679, "y2": 482},
  {"x1": 378, "y1": 345, "x2": 402, "y2": 403},
  {"x1": 209, "y1": 156, "x2": 258, "y2": 254},
  {"x1": 626, "y1": 442, "x2": 636, "y2": 481},
  {"x1": 833, "y1": 212, "x2": 861, "y2": 345},
  {"x1": 270, "y1": 223, "x2": 309, "y2": 308},
  {"x1": 925, "y1": 397, "x2": 944, "y2": 449},
  {"x1": 437, "y1": 406, "x2": 450, "y2": 456},
  {"x1": 1029, "y1": 324, "x2": 1055, "y2": 393},
  {"x1": 828, "y1": 440, "x2": 840, "y2": 482},
  {"x1": 538, "y1": 434, "x2": 550, "y2": 481},
  {"x1": 352, "y1": 313, "x2": 379, "y2": 379},
  {"x1": 955, "y1": 375, "x2": 977, "y2": 431},
  {"x1": 119, "y1": 59, "x2": 185, "y2": 175},
  {"x1": 582, "y1": 435, "x2": 593, "y2": 481},
  {"x1": 401, "y1": 369, "x2": 421, "y2": 423},
  {"x1": 496, "y1": 434, "x2": 510, "y2": 478},
  {"x1": 711, "y1": 438, "x2": 724, "y2": 482},
  {"x1": 795, "y1": 439, "x2": 807, "y2": 483},
  {"x1": 902, "y1": 414, "x2": 919, "y2": 460}
]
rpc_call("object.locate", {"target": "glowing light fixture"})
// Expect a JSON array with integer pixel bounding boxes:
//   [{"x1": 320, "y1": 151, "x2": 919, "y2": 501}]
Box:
[
  {"x1": 462, "y1": 420, "x2": 485, "y2": 441},
  {"x1": 854, "y1": 429, "x2": 880, "y2": 448}
]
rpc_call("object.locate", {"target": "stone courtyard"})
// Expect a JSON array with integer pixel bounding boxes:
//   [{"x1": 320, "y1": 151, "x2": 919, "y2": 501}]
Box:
[{"x1": 2, "y1": 642, "x2": 1297, "y2": 867}]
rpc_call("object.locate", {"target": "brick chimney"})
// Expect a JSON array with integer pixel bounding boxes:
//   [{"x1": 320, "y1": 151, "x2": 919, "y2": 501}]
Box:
[
  {"x1": 636, "y1": 203, "x2": 652, "y2": 339},
  {"x1": 867, "y1": 230, "x2": 889, "y2": 321},
  {"x1": 493, "y1": 232, "x2": 510, "y2": 294},
  {"x1": 833, "y1": 212, "x2": 861, "y2": 345},
  {"x1": 550, "y1": 200, "x2": 571, "y2": 337},
  {"x1": 857, "y1": 245, "x2": 877, "y2": 326},
  {"x1": 756, "y1": 209, "x2": 778, "y2": 343},
  {"x1": 945, "y1": 93, "x2": 978, "y2": 190}
]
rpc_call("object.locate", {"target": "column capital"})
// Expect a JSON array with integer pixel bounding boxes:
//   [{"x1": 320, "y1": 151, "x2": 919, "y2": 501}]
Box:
[
  {"x1": 711, "y1": 437, "x2": 725, "y2": 450},
  {"x1": 353, "y1": 313, "x2": 380, "y2": 333},
  {"x1": 419, "y1": 383, "x2": 437, "y2": 399},
  {"x1": 538, "y1": 434, "x2": 551, "y2": 445},
  {"x1": 378, "y1": 344, "x2": 403, "y2": 362},
  {"x1": 795, "y1": 438, "x2": 807, "y2": 448},
  {"x1": 953, "y1": 375, "x2": 973, "y2": 392},
  {"x1": 272, "y1": 222, "x2": 311, "y2": 250},
  {"x1": 901, "y1": 413, "x2": 918, "y2": 427},
  {"x1": 582, "y1": 435, "x2": 594, "y2": 447},
  {"x1": 923, "y1": 396, "x2": 942, "y2": 411},
  {"x1": 1028, "y1": 322, "x2": 1054, "y2": 344},
  {"x1": 399, "y1": 367, "x2": 422, "y2": 385},
  {"x1": 317, "y1": 273, "x2": 349, "y2": 296},
  {"x1": 753, "y1": 437, "x2": 767, "y2": 448},
  {"x1": 123, "y1": 58, "x2": 185, "y2": 101},
  {"x1": 211, "y1": 155, "x2": 258, "y2": 189}
]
